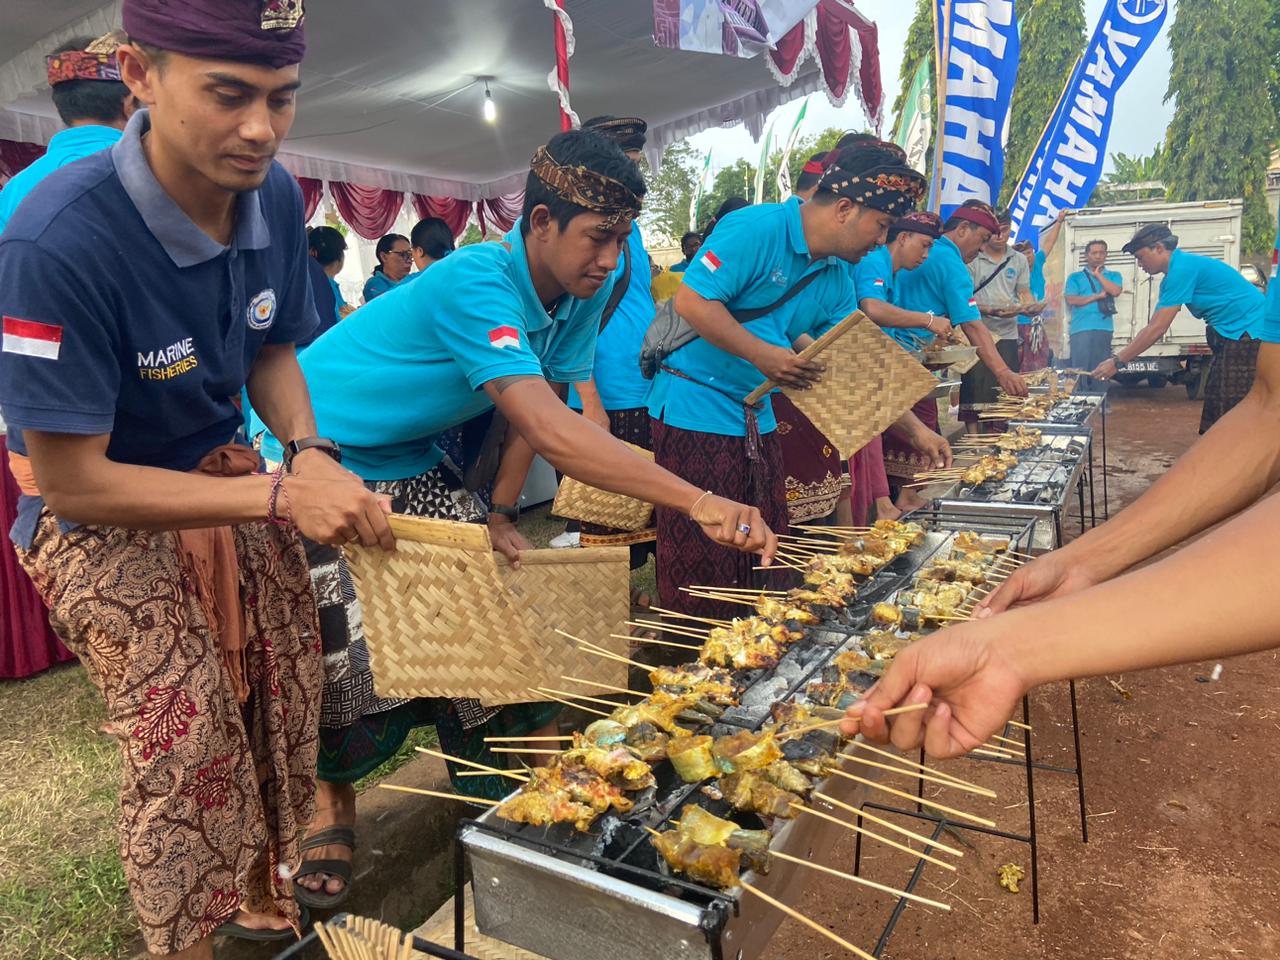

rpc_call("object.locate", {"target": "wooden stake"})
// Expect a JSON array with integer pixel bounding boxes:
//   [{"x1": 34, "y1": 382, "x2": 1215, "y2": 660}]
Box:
[
  {"x1": 791, "y1": 803, "x2": 956, "y2": 871},
  {"x1": 770, "y1": 850, "x2": 951, "y2": 911},
  {"x1": 739, "y1": 881, "x2": 878, "y2": 960},
  {"x1": 377, "y1": 783, "x2": 500, "y2": 806}
]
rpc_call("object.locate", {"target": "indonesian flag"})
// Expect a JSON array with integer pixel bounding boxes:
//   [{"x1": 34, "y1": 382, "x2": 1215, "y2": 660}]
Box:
[
  {"x1": 2, "y1": 317, "x2": 62, "y2": 360},
  {"x1": 1271, "y1": 246, "x2": 1277, "y2": 280},
  {"x1": 873, "y1": 278, "x2": 886, "y2": 288},
  {"x1": 488, "y1": 325, "x2": 520, "y2": 350},
  {"x1": 700, "y1": 251, "x2": 721, "y2": 273},
  {"x1": 968, "y1": 297, "x2": 978, "y2": 308}
]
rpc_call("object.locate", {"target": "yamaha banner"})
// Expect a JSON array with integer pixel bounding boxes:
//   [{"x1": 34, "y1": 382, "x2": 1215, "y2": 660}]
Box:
[
  {"x1": 934, "y1": 0, "x2": 1021, "y2": 220},
  {"x1": 1011, "y1": 0, "x2": 1169, "y2": 242}
]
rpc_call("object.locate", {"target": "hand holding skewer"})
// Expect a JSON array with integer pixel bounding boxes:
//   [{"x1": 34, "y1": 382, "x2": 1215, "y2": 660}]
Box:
[{"x1": 688, "y1": 491, "x2": 778, "y2": 566}]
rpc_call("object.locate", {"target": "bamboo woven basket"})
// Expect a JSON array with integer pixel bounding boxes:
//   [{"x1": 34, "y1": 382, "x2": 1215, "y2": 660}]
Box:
[
  {"x1": 551, "y1": 443, "x2": 655, "y2": 531},
  {"x1": 494, "y1": 547, "x2": 631, "y2": 698},
  {"x1": 747, "y1": 312, "x2": 940, "y2": 458},
  {"x1": 344, "y1": 515, "x2": 534, "y2": 704}
]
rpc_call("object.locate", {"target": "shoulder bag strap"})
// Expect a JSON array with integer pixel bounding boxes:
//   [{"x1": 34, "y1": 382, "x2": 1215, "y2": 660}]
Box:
[
  {"x1": 973, "y1": 256, "x2": 1015, "y2": 296},
  {"x1": 597, "y1": 241, "x2": 632, "y2": 333},
  {"x1": 729, "y1": 266, "x2": 828, "y2": 323}
]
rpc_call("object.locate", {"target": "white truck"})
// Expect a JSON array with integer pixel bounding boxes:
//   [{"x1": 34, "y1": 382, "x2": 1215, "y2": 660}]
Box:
[{"x1": 1060, "y1": 199, "x2": 1246, "y2": 397}]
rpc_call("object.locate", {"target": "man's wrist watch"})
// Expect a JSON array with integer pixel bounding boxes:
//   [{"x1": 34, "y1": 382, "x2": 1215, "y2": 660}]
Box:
[
  {"x1": 489, "y1": 502, "x2": 520, "y2": 522},
  {"x1": 284, "y1": 436, "x2": 341, "y2": 470},
  {"x1": 1108, "y1": 355, "x2": 1126, "y2": 371}
]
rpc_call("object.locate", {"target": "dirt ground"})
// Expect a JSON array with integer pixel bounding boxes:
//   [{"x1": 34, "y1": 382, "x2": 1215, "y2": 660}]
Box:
[{"x1": 770, "y1": 385, "x2": 1280, "y2": 960}]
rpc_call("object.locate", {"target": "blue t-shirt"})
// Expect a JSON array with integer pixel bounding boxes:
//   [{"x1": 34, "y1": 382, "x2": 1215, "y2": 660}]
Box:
[
  {"x1": 363, "y1": 271, "x2": 401, "y2": 302},
  {"x1": 669, "y1": 258, "x2": 691, "y2": 272},
  {"x1": 0, "y1": 109, "x2": 317, "y2": 545},
  {"x1": 646, "y1": 198, "x2": 858, "y2": 437},
  {"x1": 1020, "y1": 250, "x2": 1046, "y2": 326},
  {"x1": 1065, "y1": 268, "x2": 1124, "y2": 335},
  {"x1": 1267, "y1": 211, "x2": 1280, "y2": 334},
  {"x1": 256, "y1": 224, "x2": 611, "y2": 480},
  {"x1": 892, "y1": 234, "x2": 981, "y2": 349},
  {"x1": 569, "y1": 222, "x2": 656, "y2": 412},
  {"x1": 1156, "y1": 249, "x2": 1270, "y2": 342},
  {"x1": 0, "y1": 125, "x2": 122, "y2": 233},
  {"x1": 853, "y1": 245, "x2": 895, "y2": 307}
]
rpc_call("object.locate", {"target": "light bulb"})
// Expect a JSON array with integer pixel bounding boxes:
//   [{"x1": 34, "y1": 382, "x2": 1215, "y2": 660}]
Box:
[{"x1": 483, "y1": 84, "x2": 497, "y2": 124}]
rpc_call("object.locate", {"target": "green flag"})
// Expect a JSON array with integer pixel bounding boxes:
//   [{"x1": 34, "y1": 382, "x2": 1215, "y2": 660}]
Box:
[
  {"x1": 690, "y1": 149, "x2": 713, "y2": 228},
  {"x1": 753, "y1": 114, "x2": 777, "y2": 205},
  {"x1": 893, "y1": 58, "x2": 933, "y2": 175}
]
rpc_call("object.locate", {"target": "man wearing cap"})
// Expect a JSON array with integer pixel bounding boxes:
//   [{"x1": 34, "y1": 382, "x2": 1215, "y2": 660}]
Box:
[
  {"x1": 650, "y1": 143, "x2": 939, "y2": 616},
  {"x1": 0, "y1": 33, "x2": 136, "y2": 232},
  {"x1": 0, "y1": 3, "x2": 399, "y2": 955},
  {"x1": 565, "y1": 115, "x2": 661, "y2": 563},
  {"x1": 1098, "y1": 223, "x2": 1272, "y2": 432}
]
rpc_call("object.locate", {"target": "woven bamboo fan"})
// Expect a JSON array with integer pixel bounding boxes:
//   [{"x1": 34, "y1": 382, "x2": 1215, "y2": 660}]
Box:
[
  {"x1": 746, "y1": 311, "x2": 940, "y2": 458},
  {"x1": 494, "y1": 547, "x2": 631, "y2": 696},
  {"x1": 551, "y1": 442, "x2": 655, "y2": 531},
  {"x1": 344, "y1": 515, "x2": 534, "y2": 703}
]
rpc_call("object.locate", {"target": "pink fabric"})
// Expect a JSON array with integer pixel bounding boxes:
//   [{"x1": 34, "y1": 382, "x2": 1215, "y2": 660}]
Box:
[
  {"x1": 0, "y1": 437, "x2": 74, "y2": 679},
  {"x1": 769, "y1": 19, "x2": 807, "y2": 77},
  {"x1": 815, "y1": 3, "x2": 853, "y2": 103},
  {"x1": 411, "y1": 195, "x2": 474, "y2": 238},
  {"x1": 850, "y1": 14, "x2": 883, "y2": 132},
  {"x1": 0, "y1": 139, "x2": 46, "y2": 184},
  {"x1": 296, "y1": 177, "x2": 324, "y2": 222},
  {"x1": 476, "y1": 193, "x2": 524, "y2": 237},
  {"x1": 329, "y1": 181, "x2": 405, "y2": 240},
  {"x1": 848, "y1": 435, "x2": 889, "y2": 528}
]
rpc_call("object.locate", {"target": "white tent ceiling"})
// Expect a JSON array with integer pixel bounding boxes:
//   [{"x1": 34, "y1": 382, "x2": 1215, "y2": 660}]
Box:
[{"x1": 0, "y1": 0, "x2": 835, "y2": 200}]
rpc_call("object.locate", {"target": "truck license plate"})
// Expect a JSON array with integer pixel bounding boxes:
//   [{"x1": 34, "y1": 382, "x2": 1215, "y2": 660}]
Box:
[{"x1": 1124, "y1": 359, "x2": 1163, "y2": 372}]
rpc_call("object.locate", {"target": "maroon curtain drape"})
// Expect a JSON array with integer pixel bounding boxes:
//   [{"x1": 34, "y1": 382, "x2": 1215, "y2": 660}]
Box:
[
  {"x1": 769, "y1": 20, "x2": 807, "y2": 77},
  {"x1": 0, "y1": 139, "x2": 46, "y2": 183},
  {"x1": 815, "y1": 3, "x2": 853, "y2": 104},
  {"x1": 411, "y1": 194, "x2": 474, "y2": 238},
  {"x1": 329, "y1": 181, "x2": 405, "y2": 240},
  {"x1": 476, "y1": 193, "x2": 524, "y2": 237},
  {"x1": 0, "y1": 437, "x2": 73, "y2": 679},
  {"x1": 296, "y1": 177, "x2": 324, "y2": 222}
]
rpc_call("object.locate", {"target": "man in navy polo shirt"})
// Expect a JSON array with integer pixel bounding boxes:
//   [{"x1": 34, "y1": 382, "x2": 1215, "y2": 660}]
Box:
[{"x1": 0, "y1": 3, "x2": 394, "y2": 956}]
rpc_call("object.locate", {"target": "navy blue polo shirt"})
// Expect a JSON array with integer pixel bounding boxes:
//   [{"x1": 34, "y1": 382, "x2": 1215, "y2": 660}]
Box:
[{"x1": 0, "y1": 109, "x2": 317, "y2": 544}]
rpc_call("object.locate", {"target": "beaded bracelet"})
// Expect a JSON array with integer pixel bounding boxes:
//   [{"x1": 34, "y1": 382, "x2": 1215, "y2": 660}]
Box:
[{"x1": 267, "y1": 465, "x2": 293, "y2": 526}]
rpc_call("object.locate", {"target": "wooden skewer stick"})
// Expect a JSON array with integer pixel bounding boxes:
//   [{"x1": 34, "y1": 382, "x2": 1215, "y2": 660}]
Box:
[
  {"x1": 971, "y1": 747, "x2": 1018, "y2": 759},
  {"x1": 683, "y1": 592, "x2": 765, "y2": 608},
  {"x1": 646, "y1": 605, "x2": 732, "y2": 627},
  {"x1": 753, "y1": 559, "x2": 806, "y2": 572},
  {"x1": 843, "y1": 740, "x2": 992, "y2": 792},
  {"x1": 836, "y1": 753, "x2": 996, "y2": 798},
  {"x1": 534, "y1": 686, "x2": 629, "y2": 712},
  {"x1": 835, "y1": 771, "x2": 998, "y2": 827},
  {"x1": 790, "y1": 803, "x2": 955, "y2": 871},
  {"x1": 811, "y1": 790, "x2": 964, "y2": 857},
  {"x1": 613, "y1": 632, "x2": 704, "y2": 652},
  {"x1": 572, "y1": 637, "x2": 653, "y2": 672},
  {"x1": 488, "y1": 746, "x2": 566, "y2": 755},
  {"x1": 739, "y1": 880, "x2": 878, "y2": 960},
  {"x1": 978, "y1": 742, "x2": 1020, "y2": 758},
  {"x1": 768, "y1": 851, "x2": 951, "y2": 911},
  {"x1": 530, "y1": 687, "x2": 612, "y2": 718},
  {"x1": 377, "y1": 783, "x2": 501, "y2": 806},
  {"x1": 683, "y1": 584, "x2": 787, "y2": 595},
  {"x1": 485, "y1": 734, "x2": 575, "y2": 743},
  {"x1": 1006, "y1": 718, "x2": 1034, "y2": 731},
  {"x1": 778, "y1": 702, "x2": 929, "y2": 741},
  {"x1": 989, "y1": 733, "x2": 1027, "y2": 750},
  {"x1": 561, "y1": 675, "x2": 638, "y2": 697},
  {"x1": 626, "y1": 618, "x2": 710, "y2": 639},
  {"x1": 413, "y1": 745, "x2": 528, "y2": 781}
]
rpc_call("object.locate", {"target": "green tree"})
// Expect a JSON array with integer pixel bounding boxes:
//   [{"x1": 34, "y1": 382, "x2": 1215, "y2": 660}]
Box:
[
  {"x1": 1091, "y1": 146, "x2": 1168, "y2": 205},
  {"x1": 999, "y1": 0, "x2": 1086, "y2": 206},
  {"x1": 639, "y1": 140, "x2": 699, "y2": 243},
  {"x1": 457, "y1": 223, "x2": 484, "y2": 246},
  {"x1": 1163, "y1": 0, "x2": 1280, "y2": 254}
]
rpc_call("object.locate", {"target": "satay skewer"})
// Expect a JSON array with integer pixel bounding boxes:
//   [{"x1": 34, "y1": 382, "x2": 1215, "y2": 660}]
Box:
[
  {"x1": 835, "y1": 772, "x2": 998, "y2": 827},
  {"x1": 790, "y1": 803, "x2": 956, "y2": 871},
  {"x1": 843, "y1": 740, "x2": 992, "y2": 791},
  {"x1": 485, "y1": 734, "x2": 575, "y2": 743},
  {"x1": 529, "y1": 687, "x2": 613, "y2": 718},
  {"x1": 625, "y1": 619, "x2": 710, "y2": 640},
  {"x1": 836, "y1": 754, "x2": 996, "y2": 798},
  {"x1": 777, "y1": 702, "x2": 929, "y2": 741},
  {"x1": 646, "y1": 605, "x2": 732, "y2": 627},
  {"x1": 683, "y1": 585, "x2": 788, "y2": 596},
  {"x1": 685, "y1": 591, "x2": 779, "y2": 608},
  {"x1": 740, "y1": 881, "x2": 878, "y2": 960},
  {"x1": 614, "y1": 633, "x2": 704, "y2": 652},
  {"x1": 769, "y1": 851, "x2": 951, "y2": 911},
  {"x1": 532, "y1": 686, "x2": 631, "y2": 712},
  {"x1": 560, "y1": 675, "x2": 639, "y2": 697},
  {"x1": 489, "y1": 746, "x2": 566, "y2": 756},
  {"x1": 413, "y1": 745, "x2": 528, "y2": 781},
  {"x1": 812, "y1": 791, "x2": 965, "y2": 857},
  {"x1": 377, "y1": 784, "x2": 500, "y2": 806}
]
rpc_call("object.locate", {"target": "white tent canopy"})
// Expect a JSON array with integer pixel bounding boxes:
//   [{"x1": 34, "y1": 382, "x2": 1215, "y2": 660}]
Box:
[{"x1": 0, "y1": 0, "x2": 837, "y2": 200}]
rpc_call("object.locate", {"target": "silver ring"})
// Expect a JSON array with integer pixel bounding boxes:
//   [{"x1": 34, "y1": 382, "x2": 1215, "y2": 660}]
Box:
[{"x1": 737, "y1": 523, "x2": 752, "y2": 535}]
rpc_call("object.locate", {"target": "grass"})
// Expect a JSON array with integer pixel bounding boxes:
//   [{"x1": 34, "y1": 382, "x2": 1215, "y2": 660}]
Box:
[{"x1": 0, "y1": 498, "x2": 643, "y2": 958}]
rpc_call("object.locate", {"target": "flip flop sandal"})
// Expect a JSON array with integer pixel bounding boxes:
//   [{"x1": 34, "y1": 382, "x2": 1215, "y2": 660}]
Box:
[
  {"x1": 215, "y1": 906, "x2": 310, "y2": 942},
  {"x1": 293, "y1": 825, "x2": 356, "y2": 910}
]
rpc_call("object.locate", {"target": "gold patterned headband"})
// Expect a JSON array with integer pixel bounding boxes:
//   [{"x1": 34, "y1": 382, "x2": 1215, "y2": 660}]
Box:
[{"x1": 530, "y1": 145, "x2": 642, "y2": 230}]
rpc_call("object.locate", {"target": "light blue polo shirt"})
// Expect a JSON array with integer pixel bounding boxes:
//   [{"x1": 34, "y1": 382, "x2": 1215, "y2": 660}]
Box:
[
  {"x1": 1266, "y1": 212, "x2": 1279, "y2": 334},
  {"x1": 256, "y1": 225, "x2": 611, "y2": 480},
  {"x1": 646, "y1": 198, "x2": 857, "y2": 438},
  {"x1": 362, "y1": 270, "x2": 401, "y2": 303},
  {"x1": 1065, "y1": 268, "x2": 1124, "y2": 335},
  {"x1": 1020, "y1": 249, "x2": 1046, "y2": 326},
  {"x1": 1156, "y1": 249, "x2": 1270, "y2": 342},
  {"x1": 0, "y1": 125, "x2": 122, "y2": 232},
  {"x1": 568, "y1": 222, "x2": 655, "y2": 411},
  {"x1": 892, "y1": 234, "x2": 981, "y2": 349}
]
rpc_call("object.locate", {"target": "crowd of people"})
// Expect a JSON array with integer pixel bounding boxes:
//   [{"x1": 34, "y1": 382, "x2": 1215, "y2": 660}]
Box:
[{"x1": 0, "y1": 4, "x2": 1277, "y2": 959}]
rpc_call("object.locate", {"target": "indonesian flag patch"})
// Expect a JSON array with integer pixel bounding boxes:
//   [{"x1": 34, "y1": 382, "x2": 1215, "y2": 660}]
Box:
[
  {"x1": 488, "y1": 325, "x2": 520, "y2": 350},
  {"x1": 968, "y1": 297, "x2": 978, "y2": 308},
  {"x1": 2, "y1": 316, "x2": 62, "y2": 360},
  {"x1": 1271, "y1": 247, "x2": 1277, "y2": 280},
  {"x1": 873, "y1": 278, "x2": 886, "y2": 288},
  {"x1": 699, "y1": 250, "x2": 722, "y2": 273}
]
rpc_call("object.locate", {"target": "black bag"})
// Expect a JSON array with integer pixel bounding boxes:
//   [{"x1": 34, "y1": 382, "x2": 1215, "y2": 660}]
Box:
[
  {"x1": 1085, "y1": 269, "x2": 1118, "y2": 316},
  {"x1": 598, "y1": 240, "x2": 631, "y2": 333},
  {"x1": 638, "y1": 268, "x2": 827, "y2": 379}
]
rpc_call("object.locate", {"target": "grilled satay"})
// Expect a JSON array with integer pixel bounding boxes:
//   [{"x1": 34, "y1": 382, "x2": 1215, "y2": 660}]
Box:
[
  {"x1": 649, "y1": 664, "x2": 739, "y2": 706},
  {"x1": 701, "y1": 618, "x2": 802, "y2": 671},
  {"x1": 755, "y1": 596, "x2": 821, "y2": 625},
  {"x1": 562, "y1": 740, "x2": 656, "y2": 790},
  {"x1": 651, "y1": 830, "x2": 743, "y2": 889}
]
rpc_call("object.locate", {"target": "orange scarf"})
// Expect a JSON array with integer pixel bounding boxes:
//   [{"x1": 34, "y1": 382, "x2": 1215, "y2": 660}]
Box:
[{"x1": 9, "y1": 444, "x2": 262, "y2": 704}]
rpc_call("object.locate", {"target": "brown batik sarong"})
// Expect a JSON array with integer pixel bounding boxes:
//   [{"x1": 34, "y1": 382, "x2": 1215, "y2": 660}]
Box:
[{"x1": 16, "y1": 513, "x2": 322, "y2": 954}]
